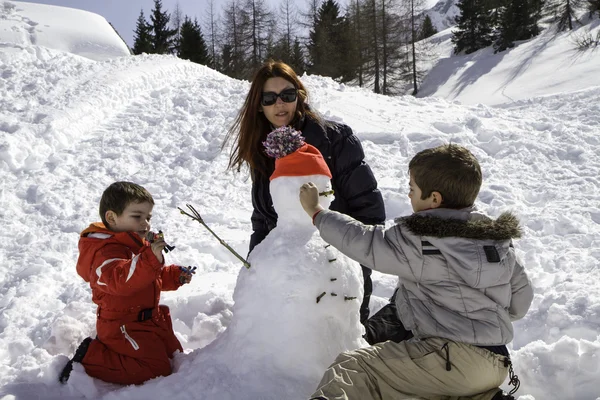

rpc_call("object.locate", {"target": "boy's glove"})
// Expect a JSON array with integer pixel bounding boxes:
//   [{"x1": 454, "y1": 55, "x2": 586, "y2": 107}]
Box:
[{"x1": 178, "y1": 266, "x2": 197, "y2": 285}]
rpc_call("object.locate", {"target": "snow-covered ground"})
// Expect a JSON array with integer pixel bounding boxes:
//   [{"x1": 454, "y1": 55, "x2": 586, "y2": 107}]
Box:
[
  {"x1": 419, "y1": 17, "x2": 600, "y2": 105},
  {"x1": 424, "y1": 0, "x2": 461, "y2": 32},
  {"x1": 0, "y1": 1, "x2": 129, "y2": 61},
  {"x1": 0, "y1": 1, "x2": 599, "y2": 399}
]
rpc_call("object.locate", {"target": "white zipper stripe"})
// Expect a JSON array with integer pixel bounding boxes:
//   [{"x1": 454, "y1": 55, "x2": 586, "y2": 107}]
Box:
[
  {"x1": 95, "y1": 258, "x2": 126, "y2": 286},
  {"x1": 88, "y1": 233, "x2": 112, "y2": 239},
  {"x1": 120, "y1": 325, "x2": 140, "y2": 350},
  {"x1": 125, "y1": 253, "x2": 140, "y2": 282}
]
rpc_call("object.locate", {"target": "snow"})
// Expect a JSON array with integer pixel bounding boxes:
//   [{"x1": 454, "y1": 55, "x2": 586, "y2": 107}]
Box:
[
  {"x1": 0, "y1": 1, "x2": 130, "y2": 61},
  {"x1": 425, "y1": 0, "x2": 461, "y2": 32},
  {"x1": 0, "y1": 1, "x2": 599, "y2": 400},
  {"x1": 418, "y1": 18, "x2": 600, "y2": 105},
  {"x1": 186, "y1": 174, "x2": 365, "y2": 400}
]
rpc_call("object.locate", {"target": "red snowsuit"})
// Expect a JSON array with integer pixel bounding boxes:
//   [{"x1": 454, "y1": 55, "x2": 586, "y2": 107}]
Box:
[{"x1": 76, "y1": 223, "x2": 184, "y2": 385}]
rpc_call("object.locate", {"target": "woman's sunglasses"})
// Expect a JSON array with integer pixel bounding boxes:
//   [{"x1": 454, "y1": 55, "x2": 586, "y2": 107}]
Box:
[{"x1": 261, "y1": 88, "x2": 298, "y2": 106}]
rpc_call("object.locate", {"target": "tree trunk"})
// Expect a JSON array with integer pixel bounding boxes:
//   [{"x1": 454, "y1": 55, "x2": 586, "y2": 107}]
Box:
[
  {"x1": 411, "y1": 0, "x2": 418, "y2": 95},
  {"x1": 372, "y1": 0, "x2": 380, "y2": 94}
]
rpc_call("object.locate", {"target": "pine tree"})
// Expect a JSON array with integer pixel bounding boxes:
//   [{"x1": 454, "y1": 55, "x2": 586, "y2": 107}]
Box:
[
  {"x1": 221, "y1": 44, "x2": 236, "y2": 76},
  {"x1": 149, "y1": 0, "x2": 178, "y2": 54},
  {"x1": 266, "y1": 38, "x2": 290, "y2": 65},
  {"x1": 337, "y1": 15, "x2": 360, "y2": 83},
  {"x1": 346, "y1": 0, "x2": 365, "y2": 86},
  {"x1": 308, "y1": 0, "x2": 338, "y2": 77},
  {"x1": 555, "y1": 0, "x2": 582, "y2": 31},
  {"x1": 419, "y1": 15, "x2": 438, "y2": 40},
  {"x1": 290, "y1": 38, "x2": 306, "y2": 74},
  {"x1": 452, "y1": 0, "x2": 494, "y2": 54},
  {"x1": 364, "y1": 0, "x2": 381, "y2": 93},
  {"x1": 493, "y1": 0, "x2": 540, "y2": 52},
  {"x1": 530, "y1": 0, "x2": 544, "y2": 32},
  {"x1": 132, "y1": 9, "x2": 153, "y2": 55},
  {"x1": 484, "y1": 0, "x2": 505, "y2": 25},
  {"x1": 589, "y1": 0, "x2": 600, "y2": 16},
  {"x1": 308, "y1": 0, "x2": 356, "y2": 80},
  {"x1": 179, "y1": 16, "x2": 211, "y2": 65}
]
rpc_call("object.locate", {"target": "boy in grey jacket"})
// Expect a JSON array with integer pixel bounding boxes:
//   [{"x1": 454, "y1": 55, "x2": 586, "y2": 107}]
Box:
[{"x1": 299, "y1": 144, "x2": 533, "y2": 400}]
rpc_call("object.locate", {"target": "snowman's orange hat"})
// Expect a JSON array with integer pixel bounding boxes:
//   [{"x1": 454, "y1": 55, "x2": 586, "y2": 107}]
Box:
[
  {"x1": 263, "y1": 126, "x2": 332, "y2": 181},
  {"x1": 270, "y1": 142, "x2": 332, "y2": 181}
]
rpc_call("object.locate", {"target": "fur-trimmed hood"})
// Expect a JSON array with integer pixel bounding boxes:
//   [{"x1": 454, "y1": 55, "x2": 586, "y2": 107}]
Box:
[{"x1": 396, "y1": 211, "x2": 522, "y2": 241}]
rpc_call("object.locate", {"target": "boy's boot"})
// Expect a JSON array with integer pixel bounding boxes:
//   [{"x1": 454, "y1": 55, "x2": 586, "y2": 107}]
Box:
[
  {"x1": 59, "y1": 337, "x2": 92, "y2": 384},
  {"x1": 491, "y1": 390, "x2": 515, "y2": 400}
]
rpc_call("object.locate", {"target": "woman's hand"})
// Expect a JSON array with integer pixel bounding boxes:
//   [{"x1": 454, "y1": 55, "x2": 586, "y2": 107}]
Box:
[{"x1": 299, "y1": 182, "x2": 324, "y2": 217}]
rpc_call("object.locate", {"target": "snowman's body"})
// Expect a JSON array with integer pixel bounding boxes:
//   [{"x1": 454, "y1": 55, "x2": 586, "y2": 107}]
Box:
[{"x1": 194, "y1": 174, "x2": 366, "y2": 399}]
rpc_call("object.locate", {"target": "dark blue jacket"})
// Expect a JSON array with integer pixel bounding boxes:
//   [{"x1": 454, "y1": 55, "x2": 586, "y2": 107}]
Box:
[{"x1": 249, "y1": 116, "x2": 386, "y2": 252}]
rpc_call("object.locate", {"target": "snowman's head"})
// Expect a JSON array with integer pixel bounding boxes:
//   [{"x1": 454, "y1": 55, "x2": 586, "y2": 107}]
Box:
[
  {"x1": 270, "y1": 174, "x2": 333, "y2": 227},
  {"x1": 263, "y1": 126, "x2": 333, "y2": 227}
]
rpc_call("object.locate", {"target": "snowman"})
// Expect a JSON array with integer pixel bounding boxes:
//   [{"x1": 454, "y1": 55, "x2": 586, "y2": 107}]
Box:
[{"x1": 192, "y1": 127, "x2": 366, "y2": 399}]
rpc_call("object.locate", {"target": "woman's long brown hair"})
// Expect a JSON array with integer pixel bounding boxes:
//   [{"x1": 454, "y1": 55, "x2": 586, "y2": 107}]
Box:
[{"x1": 223, "y1": 60, "x2": 321, "y2": 176}]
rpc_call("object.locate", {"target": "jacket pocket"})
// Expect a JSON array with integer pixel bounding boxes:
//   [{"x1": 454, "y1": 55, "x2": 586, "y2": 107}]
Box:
[{"x1": 120, "y1": 325, "x2": 140, "y2": 350}]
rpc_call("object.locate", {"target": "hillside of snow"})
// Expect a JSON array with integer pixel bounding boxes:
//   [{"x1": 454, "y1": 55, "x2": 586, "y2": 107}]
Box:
[
  {"x1": 418, "y1": 16, "x2": 600, "y2": 105},
  {"x1": 0, "y1": 1, "x2": 130, "y2": 61},
  {"x1": 424, "y1": 0, "x2": 461, "y2": 32},
  {"x1": 0, "y1": 1, "x2": 599, "y2": 400}
]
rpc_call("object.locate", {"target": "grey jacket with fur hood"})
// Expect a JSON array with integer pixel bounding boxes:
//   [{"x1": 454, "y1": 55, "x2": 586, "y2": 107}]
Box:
[{"x1": 314, "y1": 207, "x2": 533, "y2": 346}]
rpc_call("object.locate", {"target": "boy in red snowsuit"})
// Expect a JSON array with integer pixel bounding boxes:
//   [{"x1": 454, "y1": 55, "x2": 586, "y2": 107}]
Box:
[{"x1": 59, "y1": 181, "x2": 194, "y2": 385}]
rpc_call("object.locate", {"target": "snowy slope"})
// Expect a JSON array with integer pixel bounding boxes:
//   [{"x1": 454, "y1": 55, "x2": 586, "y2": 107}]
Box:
[
  {"x1": 418, "y1": 18, "x2": 600, "y2": 105},
  {"x1": 0, "y1": 1, "x2": 130, "y2": 61},
  {"x1": 425, "y1": 0, "x2": 460, "y2": 32}
]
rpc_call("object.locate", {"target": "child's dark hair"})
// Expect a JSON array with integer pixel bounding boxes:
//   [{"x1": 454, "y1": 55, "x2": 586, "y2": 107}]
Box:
[
  {"x1": 409, "y1": 144, "x2": 482, "y2": 209},
  {"x1": 99, "y1": 181, "x2": 154, "y2": 228}
]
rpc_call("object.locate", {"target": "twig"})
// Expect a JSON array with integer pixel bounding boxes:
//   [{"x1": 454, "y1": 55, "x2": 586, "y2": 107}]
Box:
[
  {"x1": 316, "y1": 291, "x2": 327, "y2": 303},
  {"x1": 178, "y1": 204, "x2": 251, "y2": 269}
]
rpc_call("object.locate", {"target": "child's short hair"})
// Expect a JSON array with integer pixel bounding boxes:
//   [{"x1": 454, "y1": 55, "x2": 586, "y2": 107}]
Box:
[
  {"x1": 99, "y1": 181, "x2": 154, "y2": 228},
  {"x1": 408, "y1": 144, "x2": 482, "y2": 209}
]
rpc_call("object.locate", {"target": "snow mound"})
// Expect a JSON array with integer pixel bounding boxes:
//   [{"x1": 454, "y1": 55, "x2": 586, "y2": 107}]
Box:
[{"x1": 0, "y1": 1, "x2": 130, "y2": 61}]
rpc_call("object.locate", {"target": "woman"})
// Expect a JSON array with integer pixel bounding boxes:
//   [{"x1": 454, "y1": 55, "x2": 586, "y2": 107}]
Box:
[{"x1": 223, "y1": 60, "x2": 385, "y2": 326}]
